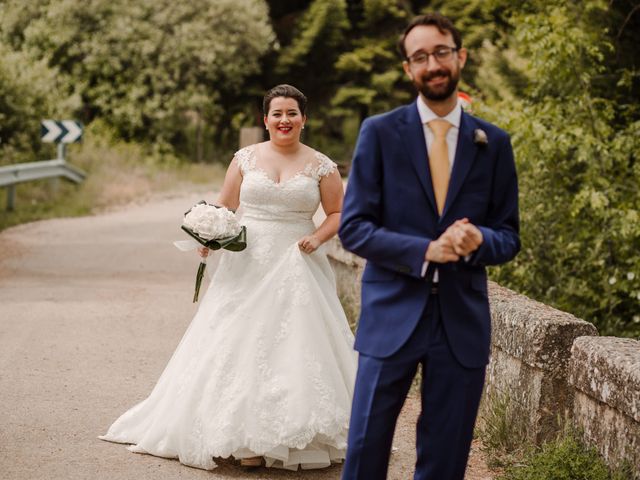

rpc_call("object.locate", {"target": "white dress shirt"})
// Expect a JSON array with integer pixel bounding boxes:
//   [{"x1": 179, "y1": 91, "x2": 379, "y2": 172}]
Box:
[
  {"x1": 417, "y1": 96, "x2": 463, "y2": 279},
  {"x1": 417, "y1": 95, "x2": 462, "y2": 170}
]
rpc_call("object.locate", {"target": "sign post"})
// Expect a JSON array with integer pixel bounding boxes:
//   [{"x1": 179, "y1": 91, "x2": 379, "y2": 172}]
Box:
[
  {"x1": 40, "y1": 119, "x2": 83, "y2": 193},
  {"x1": 40, "y1": 120, "x2": 83, "y2": 161}
]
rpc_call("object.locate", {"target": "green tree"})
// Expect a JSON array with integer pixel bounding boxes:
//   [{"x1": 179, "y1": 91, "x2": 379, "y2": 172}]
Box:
[
  {"x1": 332, "y1": 0, "x2": 415, "y2": 122},
  {"x1": 0, "y1": 0, "x2": 275, "y2": 159},
  {"x1": 0, "y1": 42, "x2": 78, "y2": 165},
  {"x1": 480, "y1": 0, "x2": 640, "y2": 336},
  {"x1": 261, "y1": 0, "x2": 350, "y2": 105},
  {"x1": 261, "y1": 0, "x2": 351, "y2": 160},
  {"x1": 427, "y1": 0, "x2": 518, "y2": 95}
]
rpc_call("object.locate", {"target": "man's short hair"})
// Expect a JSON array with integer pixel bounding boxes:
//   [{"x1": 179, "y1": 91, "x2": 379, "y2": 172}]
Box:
[{"x1": 397, "y1": 13, "x2": 463, "y2": 59}]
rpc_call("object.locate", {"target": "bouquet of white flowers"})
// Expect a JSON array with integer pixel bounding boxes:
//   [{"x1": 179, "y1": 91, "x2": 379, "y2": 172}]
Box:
[{"x1": 181, "y1": 201, "x2": 246, "y2": 302}]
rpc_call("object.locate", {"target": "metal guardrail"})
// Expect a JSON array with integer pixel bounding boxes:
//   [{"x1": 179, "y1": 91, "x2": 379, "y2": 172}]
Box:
[{"x1": 0, "y1": 159, "x2": 86, "y2": 211}]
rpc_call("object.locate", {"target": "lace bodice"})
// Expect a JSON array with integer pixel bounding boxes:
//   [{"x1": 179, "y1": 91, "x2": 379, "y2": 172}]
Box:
[{"x1": 235, "y1": 145, "x2": 337, "y2": 222}]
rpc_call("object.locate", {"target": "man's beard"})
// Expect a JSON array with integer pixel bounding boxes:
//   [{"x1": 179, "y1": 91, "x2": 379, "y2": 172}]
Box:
[{"x1": 416, "y1": 68, "x2": 459, "y2": 101}]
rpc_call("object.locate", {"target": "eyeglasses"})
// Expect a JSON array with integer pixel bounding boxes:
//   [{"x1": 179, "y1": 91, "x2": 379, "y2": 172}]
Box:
[{"x1": 407, "y1": 47, "x2": 458, "y2": 65}]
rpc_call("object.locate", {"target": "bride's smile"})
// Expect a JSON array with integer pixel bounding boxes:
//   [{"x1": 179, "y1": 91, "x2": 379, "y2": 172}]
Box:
[{"x1": 264, "y1": 96, "x2": 305, "y2": 144}]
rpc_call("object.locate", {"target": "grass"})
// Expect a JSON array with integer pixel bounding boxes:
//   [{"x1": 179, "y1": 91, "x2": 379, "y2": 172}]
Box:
[
  {"x1": 477, "y1": 393, "x2": 529, "y2": 469},
  {"x1": 497, "y1": 431, "x2": 633, "y2": 480},
  {"x1": 0, "y1": 130, "x2": 227, "y2": 232},
  {"x1": 477, "y1": 393, "x2": 634, "y2": 479}
]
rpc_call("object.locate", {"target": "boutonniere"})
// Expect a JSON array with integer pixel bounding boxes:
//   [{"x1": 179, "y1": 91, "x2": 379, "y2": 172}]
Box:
[{"x1": 473, "y1": 129, "x2": 488, "y2": 146}]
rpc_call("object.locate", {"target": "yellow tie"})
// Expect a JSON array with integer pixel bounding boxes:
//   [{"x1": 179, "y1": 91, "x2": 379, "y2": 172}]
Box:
[{"x1": 428, "y1": 119, "x2": 452, "y2": 215}]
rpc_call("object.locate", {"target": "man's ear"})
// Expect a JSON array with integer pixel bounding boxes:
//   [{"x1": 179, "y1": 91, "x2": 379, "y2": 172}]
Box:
[{"x1": 402, "y1": 60, "x2": 413, "y2": 81}]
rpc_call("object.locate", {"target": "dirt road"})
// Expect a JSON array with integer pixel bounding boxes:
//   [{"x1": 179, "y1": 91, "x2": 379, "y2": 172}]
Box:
[{"x1": 0, "y1": 193, "x2": 493, "y2": 480}]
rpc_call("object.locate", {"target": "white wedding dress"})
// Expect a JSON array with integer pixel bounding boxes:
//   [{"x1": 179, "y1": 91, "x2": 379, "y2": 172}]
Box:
[{"x1": 99, "y1": 145, "x2": 357, "y2": 471}]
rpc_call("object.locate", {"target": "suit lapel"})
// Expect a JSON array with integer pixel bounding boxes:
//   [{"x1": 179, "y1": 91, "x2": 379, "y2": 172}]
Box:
[
  {"x1": 441, "y1": 111, "x2": 478, "y2": 219},
  {"x1": 398, "y1": 102, "x2": 438, "y2": 214}
]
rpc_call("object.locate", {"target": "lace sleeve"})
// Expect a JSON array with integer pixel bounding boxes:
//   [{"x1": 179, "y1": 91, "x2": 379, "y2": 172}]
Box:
[
  {"x1": 313, "y1": 151, "x2": 338, "y2": 180},
  {"x1": 234, "y1": 146, "x2": 256, "y2": 174}
]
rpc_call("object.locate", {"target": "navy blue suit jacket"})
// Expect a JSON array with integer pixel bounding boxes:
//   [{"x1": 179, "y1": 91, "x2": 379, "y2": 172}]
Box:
[{"x1": 339, "y1": 101, "x2": 520, "y2": 368}]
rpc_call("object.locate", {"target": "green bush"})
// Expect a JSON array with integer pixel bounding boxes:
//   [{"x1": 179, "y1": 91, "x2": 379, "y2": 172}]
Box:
[{"x1": 499, "y1": 432, "x2": 630, "y2": 480}]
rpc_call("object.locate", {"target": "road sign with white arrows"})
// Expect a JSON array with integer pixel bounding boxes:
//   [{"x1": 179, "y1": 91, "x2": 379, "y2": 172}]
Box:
[{"x1": 40, "y1": 120, "x2": 83, "y2": 144}]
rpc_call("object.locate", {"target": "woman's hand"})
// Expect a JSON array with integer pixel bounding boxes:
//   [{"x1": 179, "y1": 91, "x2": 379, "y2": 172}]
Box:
[
  {"x1": 298, "y1": 235, "x2": 321, "y2": 254},
  {"x1": 198, "y1": 247, "x2": 210, "y2": 258}
]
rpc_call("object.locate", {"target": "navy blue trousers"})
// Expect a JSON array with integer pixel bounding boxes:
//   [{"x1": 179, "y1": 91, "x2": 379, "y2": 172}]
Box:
[{"x1": 341, "y1": 295, "x2": 486, "y2": 480}]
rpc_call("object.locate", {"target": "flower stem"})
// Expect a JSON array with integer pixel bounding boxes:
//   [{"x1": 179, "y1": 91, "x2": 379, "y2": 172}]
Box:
[{"x1": 193, "y1": 261, "x2": 207, "y2": 303}]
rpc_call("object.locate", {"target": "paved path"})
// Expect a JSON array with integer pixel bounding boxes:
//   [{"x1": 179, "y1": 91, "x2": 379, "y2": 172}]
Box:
[{"x1": 0, "y1": 193, "x2": 492, "y2": 480}]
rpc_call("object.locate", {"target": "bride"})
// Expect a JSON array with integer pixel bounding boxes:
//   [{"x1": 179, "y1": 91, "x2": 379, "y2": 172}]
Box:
[{"x1": 99, "y1": 84, "x2": 357, "y2": 471}]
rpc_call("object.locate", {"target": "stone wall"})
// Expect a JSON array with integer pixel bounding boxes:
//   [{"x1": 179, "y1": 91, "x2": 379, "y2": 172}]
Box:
[
  {"x1": 485, "y1": 283, "x2": 597, "y2": 444},
  {"x1": 570, "y1": 337, "x2": 640, "y2": 475},
  {"x1": 325, "y1": 237, "x2": 639, "y2": 476},
  {"x1": 325, "y1": 237, "x2": 363, "y2": 331}
]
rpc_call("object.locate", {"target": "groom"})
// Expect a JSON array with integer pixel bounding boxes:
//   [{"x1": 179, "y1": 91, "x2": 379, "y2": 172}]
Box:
[{"x1": 339, "y1": 13, "x2": 520, "y2": 480}]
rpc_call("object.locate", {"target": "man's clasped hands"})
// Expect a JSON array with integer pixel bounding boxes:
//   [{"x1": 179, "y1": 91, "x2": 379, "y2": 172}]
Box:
[{"x1": 425, "y1": 218, "x2": 483, "y2": 264}]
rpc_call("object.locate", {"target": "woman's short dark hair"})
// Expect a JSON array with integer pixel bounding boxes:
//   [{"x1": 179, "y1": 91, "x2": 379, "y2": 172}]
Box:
[
  {"x1": 263, "y1": 84, "x2": 307, "y2": 116},
  {"x1": 397, "y1": 13, "x2": 462, "y2": 59}
]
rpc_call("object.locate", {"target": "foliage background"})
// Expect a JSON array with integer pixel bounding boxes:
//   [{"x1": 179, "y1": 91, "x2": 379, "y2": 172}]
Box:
[{"x1": 0, "y1": 0, "x2": 638, "y2": 337}]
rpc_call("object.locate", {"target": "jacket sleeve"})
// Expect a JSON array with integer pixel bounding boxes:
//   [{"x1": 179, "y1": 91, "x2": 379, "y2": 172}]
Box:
[
  {"x1": 339, "y1": 118, "x2": 431, "y2": 279},
  {"x1": 471, "y1": 131, "x2": 520, "y2": 266}
]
